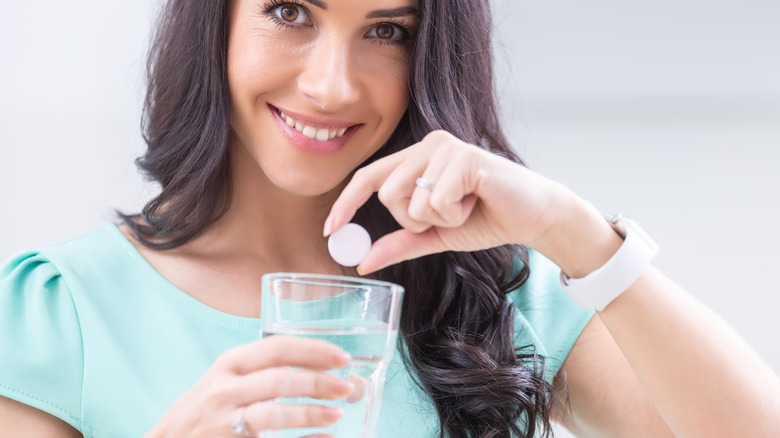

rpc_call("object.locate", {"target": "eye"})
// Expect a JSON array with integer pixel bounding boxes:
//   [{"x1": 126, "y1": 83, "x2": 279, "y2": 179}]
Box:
[
  {"x1": 273, "y1": 4, "x2": 307, "y2": 24},
  {"x1": 367, "y1": 23, "x2": 408, "y2": 42}
]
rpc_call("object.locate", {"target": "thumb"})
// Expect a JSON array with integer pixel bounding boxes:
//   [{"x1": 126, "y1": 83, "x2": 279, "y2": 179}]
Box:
[{"x1": 357, "y1": 228, "x2": 447, "y2": 275}]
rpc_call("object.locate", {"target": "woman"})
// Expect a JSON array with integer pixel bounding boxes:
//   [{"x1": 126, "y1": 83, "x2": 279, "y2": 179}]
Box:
[{"x1": 1, "y1": 0, "x2": 778, "y2": 437}]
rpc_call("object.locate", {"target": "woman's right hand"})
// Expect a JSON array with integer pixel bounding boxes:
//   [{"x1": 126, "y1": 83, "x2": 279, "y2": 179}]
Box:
[{"x1": 146, "y1": 335, "x2": 355, "y2": 437}]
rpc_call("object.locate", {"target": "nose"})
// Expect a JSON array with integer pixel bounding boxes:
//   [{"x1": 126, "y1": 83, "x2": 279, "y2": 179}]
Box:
[{"x1": 297, "y1": 34, "x2": 361, "y2": 111}]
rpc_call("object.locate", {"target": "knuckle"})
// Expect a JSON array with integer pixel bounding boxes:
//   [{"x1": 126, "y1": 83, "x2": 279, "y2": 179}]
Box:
[
  {"x1": 407, "y1": 202, "x2": 427, "y2": 222},
  {"x1": 314, "y1": 374, "x2": 332, "y2": 396},
  {"x1": 428, "y1": 194, "x2": 445, "y2": 212},
  {"x1": 266, "y1": 367, "x2": 293, "y2": 396},
  {"x1": 305, "y1": 405, "x2": 325, "y2": 424},
  {"x1": 406, "y1": 220, "x2": 430, "y2": 234},
  {"x1": 376, "y1": 186, "x2": 396, "y2": 207},
  {"x1": 351, "y1": 166, "x2": 370, "y2": 185},
  {"x1": 202, "y1": 378, "x2": 234, "y2": 407},
  {"x1": 263, "y1": 347, "x2": 284, "y2": 366},
  {"x1": 214, "y1": 350, "x2": 236, "y2": 370},
  {"x1": 256, "y1": 402, "x2": 284, "y2": 429},
  {"x1": 292, "y1": 369, "x2": 317, "y2": 397},
  {"x1": 424, "y1": 129, "x2": 451, "y2": 143},
  {"x1": 429, "y1": 195, "x2": 455, "y2": 220}
]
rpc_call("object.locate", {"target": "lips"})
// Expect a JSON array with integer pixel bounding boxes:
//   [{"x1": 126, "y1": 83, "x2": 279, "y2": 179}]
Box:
[
  {"x1": 278, "y1": 109, "x2": 348, "y2": 141},
  {"x1": 270, "y1": 105, "x2": 356, "y2": 140},
  {"x1": 269, "y1": 104, "x2": 361, "y2": 154}
]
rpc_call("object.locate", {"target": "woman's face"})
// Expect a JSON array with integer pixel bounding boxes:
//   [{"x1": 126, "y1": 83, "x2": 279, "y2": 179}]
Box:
[{"x1": 227, "y1": 0, "x2": 418, "y2": 196}]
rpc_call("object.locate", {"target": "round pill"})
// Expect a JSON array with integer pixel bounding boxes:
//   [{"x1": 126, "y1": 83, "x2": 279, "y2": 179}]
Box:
[{"x1": 328, "y1": 223, "x2": 372, "y2": 267}]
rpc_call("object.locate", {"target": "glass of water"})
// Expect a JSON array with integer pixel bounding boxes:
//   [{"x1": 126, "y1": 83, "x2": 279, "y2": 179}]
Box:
[{"x1": 259, "y1": 273, "x2": 404, "y2": 438}]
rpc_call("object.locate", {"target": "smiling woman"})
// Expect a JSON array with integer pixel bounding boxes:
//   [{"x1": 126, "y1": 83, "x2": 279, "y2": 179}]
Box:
[{"x1": 2, "y1": 0, "x2": 780, "y2": 437}]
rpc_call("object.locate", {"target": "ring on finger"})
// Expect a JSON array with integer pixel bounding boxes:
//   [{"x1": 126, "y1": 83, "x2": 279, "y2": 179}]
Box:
[
  {"x1": 415, "y1": 177, "x2": 435, "y2": 191},
  {"x1": 230, "y1": 407, "x2": 254, "y2": 436}
]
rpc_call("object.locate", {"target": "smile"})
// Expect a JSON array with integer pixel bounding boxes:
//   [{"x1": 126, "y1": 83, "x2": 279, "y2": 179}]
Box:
[{"x1": 274, "y1": 108, "x2": 349, "y2": 142}]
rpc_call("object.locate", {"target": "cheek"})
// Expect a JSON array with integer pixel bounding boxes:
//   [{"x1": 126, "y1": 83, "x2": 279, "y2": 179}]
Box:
[
  {"x1": 228, "y1": 34, "x2": 302, "y2": 104},
  {"x1": 359, "y1": 52, "x2": 411, "y2": 128},
  {"x1": 227, "y1": 37, "x2": 305, "y2": 147}
]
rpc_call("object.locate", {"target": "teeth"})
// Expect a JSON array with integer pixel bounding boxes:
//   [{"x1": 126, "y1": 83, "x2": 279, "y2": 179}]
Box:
[
  {"x1": 280, "y1": 111, "x2": 295, "y2": 128},
  {"x1": 276, "y1": 108, "x2": 349, "y2": 141},
  {"x1": 302, "y1": 126, "x2": 317, "y2": 139}
]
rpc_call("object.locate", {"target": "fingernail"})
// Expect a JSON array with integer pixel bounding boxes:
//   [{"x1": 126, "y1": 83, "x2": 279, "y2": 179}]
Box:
[
  {"x1": 323, "y1": 215, "x2": 333, "y2": 237},
  {"x1": 331, "y1": 379, "x2": 355, "y2": 394},
  {"x1": 333, "y1": 350, "x2": 351, "y2": 365},
  {"x1": 356, "y1": 262, "x2": 378, "y2": 276},
  {"x1": 322, "y1": 407, "x2": 344, "y2": 422}
]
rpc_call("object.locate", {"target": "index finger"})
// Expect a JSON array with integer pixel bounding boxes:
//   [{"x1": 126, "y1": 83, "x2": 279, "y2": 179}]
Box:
[
  {"x1": 219, "y1": 336, "x2": 352, "y2": 375},
  {"x1": 323, "y1": 151, "x2": 407, "y2": 237}
]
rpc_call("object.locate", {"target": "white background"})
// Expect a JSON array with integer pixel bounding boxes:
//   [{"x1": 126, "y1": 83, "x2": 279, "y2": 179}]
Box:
[{"x1": 1, "y1": 0, "x2": 778, "y2": 435}]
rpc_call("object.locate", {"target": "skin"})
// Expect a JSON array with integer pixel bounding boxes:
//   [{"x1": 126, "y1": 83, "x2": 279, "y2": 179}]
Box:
[{"x1": 3, "y1": 0, "x2": 780, "y2": 436}]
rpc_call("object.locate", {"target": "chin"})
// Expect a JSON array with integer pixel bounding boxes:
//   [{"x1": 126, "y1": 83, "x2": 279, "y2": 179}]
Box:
[{"x1": 271, "y1": 172, "x2": 347, "y2": 198}]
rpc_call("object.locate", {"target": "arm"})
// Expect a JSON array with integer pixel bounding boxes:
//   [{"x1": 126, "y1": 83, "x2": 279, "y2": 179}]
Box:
[
  {"x1": 0, "y1": 396, "x2": 82, "y2": 438},
  {"x1": 552, "y1": 314, "x2": 673, "y2": 437},
  {"x1": 0, "y1": 338, "x2": 352, "y2": 438},
  {"x1": 545, "y1": 199, "x2": 780, "y2": 437},
  {"x1": 325, "y1": 130, "x2": 780, "y2": 435}
]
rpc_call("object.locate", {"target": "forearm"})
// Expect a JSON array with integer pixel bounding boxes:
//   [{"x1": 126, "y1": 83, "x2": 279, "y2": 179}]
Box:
[
  {"x1": 539, "y1": 194, "x2": 780, "y2": 436},
  {"x1": 599, "y1": 269, "x2": 780, "y2": 437}
]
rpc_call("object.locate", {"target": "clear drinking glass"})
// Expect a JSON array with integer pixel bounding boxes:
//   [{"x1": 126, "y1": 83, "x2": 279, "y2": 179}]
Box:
[{"x1": 259, "y1": 273, "x2": 404, "y2": 438}]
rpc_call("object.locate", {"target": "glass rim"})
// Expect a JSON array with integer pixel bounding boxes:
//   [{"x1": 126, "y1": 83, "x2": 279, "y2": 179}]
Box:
[{"x1": 261, "y1": 272, "x2": 404, "y2": 293}]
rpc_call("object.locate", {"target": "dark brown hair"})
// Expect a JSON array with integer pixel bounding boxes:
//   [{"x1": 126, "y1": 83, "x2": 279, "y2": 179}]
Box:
[{"x1": 122, "y1": 0, "x2": 554, "y2": 436}]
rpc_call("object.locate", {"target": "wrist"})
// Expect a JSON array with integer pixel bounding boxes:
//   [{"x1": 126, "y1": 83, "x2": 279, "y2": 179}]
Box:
[
  {"x1": 534, "y1": 193, "x2": 623, "y2": 278},
  {"x1": 560, "y1": 214, "x2": 660, "y2": 311}
]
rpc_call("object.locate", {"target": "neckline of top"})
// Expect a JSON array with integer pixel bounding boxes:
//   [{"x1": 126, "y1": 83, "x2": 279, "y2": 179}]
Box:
[{"x1": 103, "y1": 222, "x2": 262, "y2": 330}]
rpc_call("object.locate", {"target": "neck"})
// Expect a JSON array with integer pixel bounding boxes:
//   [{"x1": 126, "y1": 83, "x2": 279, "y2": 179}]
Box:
[{"x1": 186, "y1": 139, "x2": 348, "y2": 275}]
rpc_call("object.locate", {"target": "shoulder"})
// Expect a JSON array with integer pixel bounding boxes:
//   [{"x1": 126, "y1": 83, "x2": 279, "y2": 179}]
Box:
[
  {"x1": 507, "y1": 249, "x2": 595, "y2": 383},
  {"x1": 0, "y1": 227, "x2": 124, "y2": 433},
  {"x1": 34, "y1": 223, "x2": 131, "y2": 276}
]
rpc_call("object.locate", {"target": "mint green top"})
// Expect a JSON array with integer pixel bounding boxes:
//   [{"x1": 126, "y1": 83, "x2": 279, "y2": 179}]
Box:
[{"x1": 0, "y1": 223, "x2": 593, "y2": 437}]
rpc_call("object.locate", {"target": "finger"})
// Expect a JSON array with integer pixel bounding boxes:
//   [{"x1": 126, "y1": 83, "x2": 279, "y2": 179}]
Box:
[
  {"x1": 324, "y1": 152, "x2": 409, "y2": 237},
  {"x1": 427, "y1": 162, "x2": 480, "y2": 227},
  {"x1": 357, "y1": 228, "x2": 448, "y2": 275},
  {"x1": 346, "y1": 372, "x2": 367, "y2": 403},
  {"x1": 407, "y1": 166, "x2": 449, "y2": 228},
  {"x1": 234, "y1": 367, "x2": 355, "y2": 404},
  {"x1": 422, "y1": 145, "x2": 483, "y2": 225},
  {"x1": 245, "y1": 402, "x2": 344, "y2": 431},
  {"x1": 376, "y1": 157, "x2": 432, "y2": 233},
  {"x1": 218, "y1": 336, "x2": 351, "y2": 375}
]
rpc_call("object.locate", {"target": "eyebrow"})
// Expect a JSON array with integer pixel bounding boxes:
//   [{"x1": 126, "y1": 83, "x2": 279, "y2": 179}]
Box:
[
  {"x1": 300, "y1": 0, "x2": 419, "y2": 19},
  {"x1": 366, "y1": 6, "x2": 420, "y2": 19},
  {"x1": 301, "y1": 0, "x2": 327, "y2": 10}
]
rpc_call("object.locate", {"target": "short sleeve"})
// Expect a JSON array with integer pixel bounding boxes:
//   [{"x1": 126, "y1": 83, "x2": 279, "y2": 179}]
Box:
[
  {"x1": 0, "y1": 251, "x2": 84, "y2": 431},
  {"x1": 508, "y1": 249, "x2": 594, "y2": 384}
]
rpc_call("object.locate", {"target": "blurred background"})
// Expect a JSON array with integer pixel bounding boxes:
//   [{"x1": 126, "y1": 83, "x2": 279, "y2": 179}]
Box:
[{"x1": 1, "y1": 0, "x2": 778, "y2": 436}]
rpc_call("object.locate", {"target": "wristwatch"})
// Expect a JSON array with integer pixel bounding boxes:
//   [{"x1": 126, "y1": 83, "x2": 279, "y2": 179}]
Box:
[{"x1": 560, "y1": 214, "x2": 660, "y2": 311}]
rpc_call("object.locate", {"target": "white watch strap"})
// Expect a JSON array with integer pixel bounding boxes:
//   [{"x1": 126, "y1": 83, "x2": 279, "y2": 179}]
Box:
[{"x1": 560, "y1": 216, "x2": 659, "y2": 311}]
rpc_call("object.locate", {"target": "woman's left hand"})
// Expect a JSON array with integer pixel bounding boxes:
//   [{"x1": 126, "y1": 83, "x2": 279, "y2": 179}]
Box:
[{"x1": 324, "y1": 130, "x2": 586, "y2": 274}]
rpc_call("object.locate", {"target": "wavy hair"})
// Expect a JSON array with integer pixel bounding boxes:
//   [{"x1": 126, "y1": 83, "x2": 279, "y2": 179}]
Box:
[{"x1": 121, "y1": 0, "x2": 555, "y2": 436}]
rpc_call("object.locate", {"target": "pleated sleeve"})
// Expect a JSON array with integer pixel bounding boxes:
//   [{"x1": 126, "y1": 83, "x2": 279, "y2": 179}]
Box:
[{"x1": 0, "y1": 251, "x2": 84, "y2": 431}]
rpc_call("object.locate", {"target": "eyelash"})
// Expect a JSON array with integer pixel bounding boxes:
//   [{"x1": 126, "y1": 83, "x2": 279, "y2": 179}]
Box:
[
  {"x1": 261, "y1": 0, "x2": 416, "y2": 46},
  {"x1": 263, "y1": 0, "x2": 309, "y2": 30}
]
